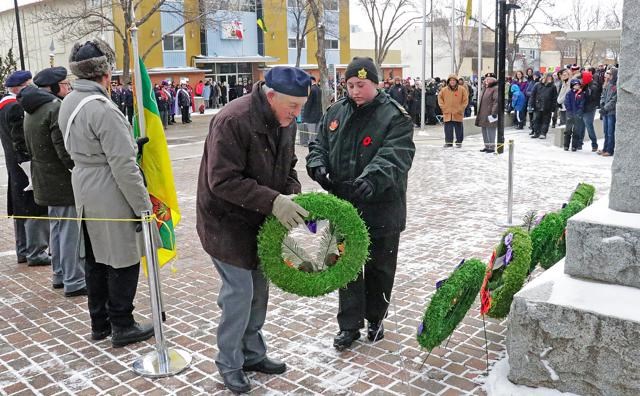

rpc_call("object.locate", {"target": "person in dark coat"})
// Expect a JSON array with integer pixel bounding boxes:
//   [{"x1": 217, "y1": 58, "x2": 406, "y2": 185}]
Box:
[
  {"x1": 599, "y1": 67, "x2": 617, "y2": 156},
  {"x1": 18, "y1": 66, "x2": 87, "y2": 296},
  {"x1": 564, "y1": 79, "x2": 586, "y2": 151},
  {"x1": 580, "y1": 70, "x2": 600, "y2": 151},
  {"x1": 123, "y1": 83, "x2": 134, "y2": 124},
  {"x1": 196, "y1": 67, "x2": 310, "y2": 394},
  {"x1": 301, "y1": 76, "x2": 323, "y2": 146},
  {"x1": 0, "y1": 70, "x2": 50, "y2": 266},
  {"x1": 307, "y1": 57, "x2": 415, "y2": 351},
  {"x1": 388, "y1": 76, "x2": 407, "y2": 106},
  {"x1": 424, "y1": 80, "x2": 439, "y2": 125},
  {"x1": 528, "y1": 72, "x2": 558, "y2": 139},
  {"x1": 475, "y1": 74, "x2": 498, "y2": 152},
  {"x1": 177, "y1": 83, "x2": 192, "y2": 123}
]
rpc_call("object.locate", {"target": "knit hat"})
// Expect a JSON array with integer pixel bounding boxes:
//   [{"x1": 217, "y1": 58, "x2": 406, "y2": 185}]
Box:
[
  {"x1": 69, "y1": 38, "x2": 116, "y2": 80},
  {"x1": 570, "y1": 78, "x2": 581, "y2": 87},
  {"x1": 344, "y1": 57, "x2": 379, "y2": 84},
  {"x1": 581, "y1": 71, "x2": 593, "y2": 85}
]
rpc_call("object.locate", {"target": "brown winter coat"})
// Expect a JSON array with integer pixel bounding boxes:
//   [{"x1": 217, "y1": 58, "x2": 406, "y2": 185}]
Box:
[
  {"x1": 475, "y1": 78, "x2": 499, "y2": 128},
  {"x1": 437, "y1": 74, "x2": 469, "y2": 122},
  {"x1": 196, "y1": 82, "x2": 302, "y2": 270}
]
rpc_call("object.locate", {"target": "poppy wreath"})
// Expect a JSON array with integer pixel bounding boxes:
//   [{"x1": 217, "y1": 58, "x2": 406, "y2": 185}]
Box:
[
  {"x1": 257, "y1": 192, "x2": 370, "y2": 297},
  {"x1": 481, "y1": 227, "x2": 532, "y2": 319},
  {"x1": 416, "y1": 258, "x2": 486, "y2": 351}
]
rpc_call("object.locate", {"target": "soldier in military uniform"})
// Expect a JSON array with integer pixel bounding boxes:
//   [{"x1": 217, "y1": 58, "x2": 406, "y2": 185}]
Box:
[{"x1": 306, "y1": 57, "x2": 415, "y2": 351}]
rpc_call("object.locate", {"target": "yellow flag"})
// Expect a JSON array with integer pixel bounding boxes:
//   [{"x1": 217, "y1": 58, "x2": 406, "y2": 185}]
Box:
[{"x1": 465, "y1": 0, "x2": 473, "y2": 26}]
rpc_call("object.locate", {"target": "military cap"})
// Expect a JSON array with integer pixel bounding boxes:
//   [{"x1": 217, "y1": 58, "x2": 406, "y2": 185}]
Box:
[
  {"x1": 265, "y1": 66, "x2": 311, "y2": 97},
  {"x1": 5, "y1": 70, "x2": 32, "y2": 87},
  {"x1": 33, "y1": 66, "x2": 68, "y2": 87}
]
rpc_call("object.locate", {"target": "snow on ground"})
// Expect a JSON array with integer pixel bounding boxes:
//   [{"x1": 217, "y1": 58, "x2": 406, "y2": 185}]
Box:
[{"x1": 483, "y1": 356, "x2": 581, "y2": 396}]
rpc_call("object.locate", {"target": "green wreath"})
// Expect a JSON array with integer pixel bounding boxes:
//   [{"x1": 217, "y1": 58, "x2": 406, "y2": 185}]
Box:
[
  {"x1": 417, "y1": 258, "x2": 486, "y2": 351},
  {"x1": 484, "y1": 227, "x2": 532, "y2": 319},
  {"x1": 257, "y1": 192, "x2": 370, "y2": 297},
  {"x1": 570, "y1": 183, "x2": 596, "y2": 207}
]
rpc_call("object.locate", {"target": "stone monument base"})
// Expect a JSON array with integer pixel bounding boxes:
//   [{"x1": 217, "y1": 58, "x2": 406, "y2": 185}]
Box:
[
  {"x1": 506, "y1": 261, "x2": 640, "y2": 396},
  {"x1": 565, "y1": 197, "x2": 640, "y2": 289}
]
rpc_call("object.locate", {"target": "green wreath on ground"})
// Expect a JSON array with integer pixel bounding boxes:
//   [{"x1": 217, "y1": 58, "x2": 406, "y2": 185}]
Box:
[
  {"x1": 481, "y1": 227, "x2": 532, "y2": 319},
  {"x1": 257, "y1": 192, "x2": 370, "y2": 297},
  {"x1": 416, "y1": 258, "x2": 486, "y2": 351}
]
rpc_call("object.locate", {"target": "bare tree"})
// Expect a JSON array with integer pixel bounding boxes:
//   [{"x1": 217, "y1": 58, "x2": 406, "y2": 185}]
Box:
[
  {"x1": 504, "y1": 0, "x2": 554, "y2": 74},
  {"x1": 432, "y1": 8, "x2": 478, "y2": 76},
  {"x1": 358, "y1": 0, "x2": 420, "y2": 75},
  {"x1": 33, "y1": 0, "x2": 226, "y2": 83},
  {"x1": 286, "y1": 0, "x2": 315, "y2": 67},
  {"x1": 547, "y1": 0, "x2": 622, "y2": 66},
  {"x1": 307, "y1": 0, "x2": 332, "y2": 110},
  {"x1": 0, "y1": 48, "x2": 18, "y2": 95}
]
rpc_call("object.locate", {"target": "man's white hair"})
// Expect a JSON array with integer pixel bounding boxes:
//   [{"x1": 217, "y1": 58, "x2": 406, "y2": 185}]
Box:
[{"x1": 262, "y1": 84, "x2": 278, "y2": 97}]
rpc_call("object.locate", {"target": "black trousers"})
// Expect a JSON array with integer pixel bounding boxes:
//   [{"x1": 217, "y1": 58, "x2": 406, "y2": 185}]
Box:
[
  {"x1": 126, "y1": 106, "x2": 134, "y2": 125},
  {"x1": 533, "y1": 110, "x2": 552, "y2": 136},
  {"x1": 181, "y1": 105, "x2": 191, "y2": 123},
  {"x1": 83, "y1": 224, "x2": 140, "y2": 331},
  {"x1": 338, "y1": 233, "x2": 400, "y2": 330},
  {"x1": 443, "y1": 121, "x2": 464, "y2": 144}
]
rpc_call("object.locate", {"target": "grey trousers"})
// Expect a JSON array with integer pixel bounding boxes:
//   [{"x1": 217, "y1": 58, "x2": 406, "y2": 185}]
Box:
[
  {"x1": 49, "y1": 206, "x2": 85, "y2": 292},
  {"x1": 14, "y1": 218, "x2": 49, "y2": 262},
  {"x1": 212, "y1": 257, "x2": 268, "y2": 374},
  {"x1": 482, "y1": 127, "x2": 497, "y2": 149}
]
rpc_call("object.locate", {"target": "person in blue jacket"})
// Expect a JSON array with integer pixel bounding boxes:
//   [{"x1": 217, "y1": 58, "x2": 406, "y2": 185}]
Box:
[
  {"x1": 511, "y1": 84, "x2": 526, "y2": 129},
  {"x1": 563, "y1": 79, "x2": 585, "y2": 151}
]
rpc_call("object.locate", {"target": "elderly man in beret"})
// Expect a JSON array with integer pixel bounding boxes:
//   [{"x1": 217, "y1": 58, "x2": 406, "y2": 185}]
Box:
[
  {"x1": 307, "y1": 57, "x2": 415, "y2": 351},
  {"x1": 18, "y1": 66, "x2": 87, "y2": 296},
  {"x1": 196, "y1": 66, "x2": 310, "y2": 394},
  {"x1": 0, "y1": 70, "x2": 50, "y2": 266}
]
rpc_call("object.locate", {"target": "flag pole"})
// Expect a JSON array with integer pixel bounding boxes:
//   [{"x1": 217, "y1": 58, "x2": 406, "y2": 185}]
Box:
[
  {"x1": 129, "y1": 3, "x2": 191, "y2": 378},
  {"x1": 477, "y1": 0, "x2": 483, "y2": 105},
  {"x1": 420, "y1": 0, "x2": 427, "y2": 131}
]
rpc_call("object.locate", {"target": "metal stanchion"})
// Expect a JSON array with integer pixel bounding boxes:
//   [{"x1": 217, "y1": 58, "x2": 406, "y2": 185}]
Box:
[
  {"x1": 499, "y1": 140, "x2": 516, "y2": 227},
  {"x1": 132, "y1": 210, "x2": 191, "y2": 378}
]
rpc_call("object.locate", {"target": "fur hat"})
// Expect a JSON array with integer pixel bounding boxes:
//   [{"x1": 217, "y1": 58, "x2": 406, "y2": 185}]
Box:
[{"x1": 69, "y1": 38, "x2": 115, "y2": 80}]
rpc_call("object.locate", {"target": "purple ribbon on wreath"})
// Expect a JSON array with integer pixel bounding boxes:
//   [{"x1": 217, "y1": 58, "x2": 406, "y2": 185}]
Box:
[
  {"x1": 417, "y1": 322, "x2": 425, "y2": 336},
  {"x1": 504, "y1": 233, "x2": 514, "y2": 267},
  {"x1": 305, "y1": 220, "x2": 317, "y2": 234},
  {"x1": 534, "y1": 214, "x2": 546, "y2": 227}
]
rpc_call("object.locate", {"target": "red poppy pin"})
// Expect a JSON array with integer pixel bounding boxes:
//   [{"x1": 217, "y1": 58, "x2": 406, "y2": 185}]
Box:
[
  {"x1": 363, "y1": 136, "x2": 372, "y2": 146},
  {"x1": 329, "y1": 119, "x2": 339, "y2": 131}
]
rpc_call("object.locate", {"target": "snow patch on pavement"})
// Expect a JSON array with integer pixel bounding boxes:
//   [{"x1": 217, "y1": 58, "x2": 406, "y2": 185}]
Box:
[{"x1": 484, "y1": 357, "x2": 579, "y2": 396}]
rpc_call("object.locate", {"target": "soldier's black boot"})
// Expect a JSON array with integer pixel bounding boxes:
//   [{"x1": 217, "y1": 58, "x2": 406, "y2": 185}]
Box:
[{"x1": 333, "y1": 330, "x2": 360, "y2": 351}]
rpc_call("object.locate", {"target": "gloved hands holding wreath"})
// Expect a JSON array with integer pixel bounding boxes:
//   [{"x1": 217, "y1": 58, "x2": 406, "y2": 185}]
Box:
[
  {"x1": 271, "y1": 194, "x2": 309, "y2": 230},
  {"x1": 354, "y1": 178, "x2": 374, "y2": 200},
  {"x1": 311, "y1": 166, "x2": 331, "y2": 191}
]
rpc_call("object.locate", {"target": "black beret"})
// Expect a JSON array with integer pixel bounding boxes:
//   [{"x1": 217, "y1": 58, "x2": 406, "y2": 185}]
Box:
[
  {"x1": 33, "y1": 67, "x2": 68, "y2": 87},
  {"x1": 344, "y1": 57, "x2": 379, "y2": 84},
  {"x1": 5, "y1": 70, "x2": 32, "y2": 87},
  {"x1": 265, "y1": 66, "x2": 311, "y2": 97}
]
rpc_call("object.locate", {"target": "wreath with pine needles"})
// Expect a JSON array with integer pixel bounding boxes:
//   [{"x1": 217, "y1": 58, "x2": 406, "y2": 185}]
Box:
[
  {"x1": 257, "y1": 192, "x2": 370, "y2": 297},
  {"x1": 481, "y1": 227, "x2": 532, "y2": 319},
  {"x1": 416, "y1": 258, "x2": 486, "y2": 351}
]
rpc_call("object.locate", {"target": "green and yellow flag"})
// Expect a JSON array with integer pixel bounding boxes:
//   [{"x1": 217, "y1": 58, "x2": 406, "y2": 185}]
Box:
[
  {"x1": 257, "y1": 17, "x2": 268, "y2": 33},
  {"x1": 133, "y1": 57, "x2": 180, "y2": 269},
  {"x1": 465, "y1": 0, "x2": 472, "y2": 26}
]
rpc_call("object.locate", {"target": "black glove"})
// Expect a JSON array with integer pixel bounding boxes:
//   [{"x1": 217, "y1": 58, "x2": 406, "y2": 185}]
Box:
[
  {"x1": 354, "y1": 178, "x2": 374, "y2": 200},
  {"x1": 312, "y1": 166, "x2": 331, "y2": 190},
  {"x1": 137, "y1": 137, "x2": 150, "y2": 156}
]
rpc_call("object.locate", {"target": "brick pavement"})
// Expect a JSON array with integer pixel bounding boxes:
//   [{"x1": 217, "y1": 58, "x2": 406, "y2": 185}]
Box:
[{"x1": 0, "y1": 125, "x2": 613, "y2": 395}]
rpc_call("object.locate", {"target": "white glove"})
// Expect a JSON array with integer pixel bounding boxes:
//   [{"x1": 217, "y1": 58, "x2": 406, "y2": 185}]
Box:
[
  {"x1": 271, "y1": 194, "x2": 309, "y2": 230},
  {"x1": 18, "y1": 161, "x2": 33, "y2": 192}
]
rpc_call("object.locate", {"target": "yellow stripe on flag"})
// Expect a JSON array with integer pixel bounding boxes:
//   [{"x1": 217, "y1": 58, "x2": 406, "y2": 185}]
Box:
[{"x1": 133, "y1": 57, "x2": 180, "y2": 273}]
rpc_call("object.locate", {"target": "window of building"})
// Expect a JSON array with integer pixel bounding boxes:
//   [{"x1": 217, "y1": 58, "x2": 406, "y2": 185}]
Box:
[
  {"x1": 325, "y1": 0, "x2": 339, "y2": 11},
  {"x1": 288, "y1": 38, "x2": 306, "y2": 49},
  {"x1": 219, "y1": 0, "x2": 256, "y2": 12},
  {"x1": 562, "y1": 45, "x2": 577, "y2": 58},
  {"x1": 163, "y1": 34, "x2": 185, "y2": 51},
  {"x1": 327, "y1": 39, "x2": 339, "y2": 49}
]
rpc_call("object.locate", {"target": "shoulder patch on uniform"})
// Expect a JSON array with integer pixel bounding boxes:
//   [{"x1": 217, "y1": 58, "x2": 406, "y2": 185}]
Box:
[{"x1": 388, "y1": 97, "x2": 410, "y2": 118}]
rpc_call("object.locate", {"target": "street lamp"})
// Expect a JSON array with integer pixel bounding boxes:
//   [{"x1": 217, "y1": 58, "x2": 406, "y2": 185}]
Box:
[
  {"x1": 49, "y1": 39, "x2": 55, "y2": 67},
  {"x1": 496, "y1": 0, "x2": 520, "y2": 154}
]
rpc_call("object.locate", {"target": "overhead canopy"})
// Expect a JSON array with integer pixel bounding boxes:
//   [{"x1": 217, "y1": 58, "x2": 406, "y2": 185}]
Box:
[
  {"x1": 195, "y1": 55, "x2": 278, "y2": 63},
  {"x1": 565, "y1": 30, "x2": 621, "y2": 41}
]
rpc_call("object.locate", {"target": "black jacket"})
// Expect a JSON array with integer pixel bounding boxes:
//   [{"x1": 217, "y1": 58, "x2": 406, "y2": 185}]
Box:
[
  {"x1": 583, "y1": 81, "x2": 601, "y2": 113},
  {"x1": 18, "y1": 86, "x2": 75, "y2": 207},
  {"x1": 307, "y1": 91, "x2": 416, "y2": 237},
  {"x1": 303, "y1": 84, "x2": 323, "y2": 124},
  {"x1": 528, "y1": 81, "x2": 558, "y2": 113},
  {"x1": 389, "y1": 84, "x2": 407, "y2": 106},
  {"x1": 0, "y1": 94, "x2": 47, "y2": 216}
]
